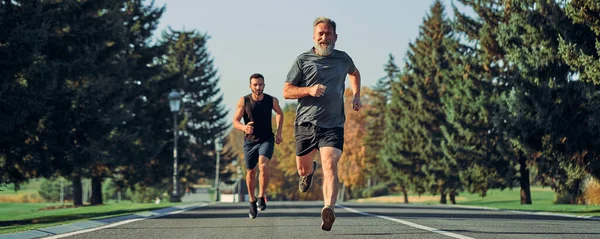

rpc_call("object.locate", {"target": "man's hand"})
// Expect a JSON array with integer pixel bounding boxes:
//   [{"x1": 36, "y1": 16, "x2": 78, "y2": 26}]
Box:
[
  {"x1": 245, "y1": 122, "x2": 254, "y2": 135},
  {"x1": 309, "y1": 84, "x2": 327, "y2": 97},
  {"x1": 275, "y1": 132, "x2": 283, "y2": 144},
  {"x1": 352, "y1": 95, "x2": 362, "y2": 111}
]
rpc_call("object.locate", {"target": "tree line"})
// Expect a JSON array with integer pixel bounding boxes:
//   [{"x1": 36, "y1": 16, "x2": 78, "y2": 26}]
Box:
[
  {"x1": 244, "y1": 0, "x2": 600, "y2": 205},
  {"x1": 371, "y1": 0, "x2": 600, "y2": 205},
  {"x1": 0, "y1": 0, "x2": 232, "y2": 205}
]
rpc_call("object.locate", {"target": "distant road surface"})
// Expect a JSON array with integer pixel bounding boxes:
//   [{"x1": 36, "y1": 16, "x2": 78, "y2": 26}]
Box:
[{"x1": 46, "y1": 201, "x2": 600, "y2": 239}]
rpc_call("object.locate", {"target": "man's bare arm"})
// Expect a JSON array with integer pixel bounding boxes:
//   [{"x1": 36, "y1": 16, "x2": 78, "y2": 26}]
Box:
[
  {"x1": 349, "y1": 68, "x2": 361, "y2": 97},
  {"x1": 349, "y1": 68, "x2": 362, "y2": 111},
  {"x1": 232, "y1": 97, "x2": 252, "y2": 134},
  {"x1": 273, "y1": 97, "x2": 284, "y2": 135},
  {"x1": 283, "y1": 82, "x2": 326, "y2": 99}
]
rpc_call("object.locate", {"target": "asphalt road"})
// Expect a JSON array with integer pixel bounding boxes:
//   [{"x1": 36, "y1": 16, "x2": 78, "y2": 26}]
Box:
[{"x1": 44, "y1": 201, "x2": 600, "y2": 239}]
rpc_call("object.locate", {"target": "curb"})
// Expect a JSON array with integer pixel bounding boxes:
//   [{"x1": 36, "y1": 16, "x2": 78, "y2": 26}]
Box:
[{"x1": 0, "y1": 202, "x2": 213, "y2": 239}]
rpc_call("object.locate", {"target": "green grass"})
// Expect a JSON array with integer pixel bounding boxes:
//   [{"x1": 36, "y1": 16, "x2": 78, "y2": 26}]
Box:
[
  {"x1": 0, "y1": 201, "x2": 181, "y2": 234},
  {"x1": 0, "y1": 179, "x2": 43, "y2": 195},
  {"x1": 457, "y1": 187, "x2": 600, "y2": 215},
  {"x1": 354, "y1": 187, "x2": 600, "y2": 217}
]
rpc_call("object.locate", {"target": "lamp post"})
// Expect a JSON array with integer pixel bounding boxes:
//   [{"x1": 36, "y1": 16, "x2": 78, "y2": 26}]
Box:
[
  {"x1": 237, "y1": 162, "x2": 242, "y2": 202},
  {"x1": 214, "y1": 137, "x2": 223, "y2": 201},
  {"x1": 168, "y1": 89, "x2": 182, "y2": 203}
]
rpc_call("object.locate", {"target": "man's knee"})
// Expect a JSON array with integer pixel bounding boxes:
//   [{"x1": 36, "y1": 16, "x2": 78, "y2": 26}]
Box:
[
  {"x1": 259, "y1": 162, "x2": 268, "y2": 172},
  {"x1": 247, "y1": 168, "x2": 257, "y2": 177}
]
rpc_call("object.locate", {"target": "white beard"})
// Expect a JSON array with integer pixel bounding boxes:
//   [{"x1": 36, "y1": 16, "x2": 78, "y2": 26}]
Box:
[{"x1": 314, "y1": 42, "x2": 335, "y2": 56}]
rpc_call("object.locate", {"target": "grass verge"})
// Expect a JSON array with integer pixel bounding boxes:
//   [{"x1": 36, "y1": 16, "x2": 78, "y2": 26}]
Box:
[
  {"x1": 351, "y1": 187, "x2": 600, "y2": 217},
  {"x1": 0, "y1": 201, "x2": 181, "y2": 234}
]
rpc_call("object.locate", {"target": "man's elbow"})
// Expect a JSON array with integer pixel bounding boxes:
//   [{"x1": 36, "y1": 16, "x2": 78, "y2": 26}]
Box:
[{"x1": 282, "y1": 87, "x2": 292, "y2": 99}]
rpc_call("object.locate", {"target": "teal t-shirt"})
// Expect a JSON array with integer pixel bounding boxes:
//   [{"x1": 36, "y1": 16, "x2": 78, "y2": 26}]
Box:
[{"x1": 286, "y1": 48, "x2": 356, "y2": 128}]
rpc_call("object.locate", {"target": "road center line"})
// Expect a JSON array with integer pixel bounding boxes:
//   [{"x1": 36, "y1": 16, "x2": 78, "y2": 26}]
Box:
[{"x1": 339, "y1": 205, "x2": 475, "y2": 239}]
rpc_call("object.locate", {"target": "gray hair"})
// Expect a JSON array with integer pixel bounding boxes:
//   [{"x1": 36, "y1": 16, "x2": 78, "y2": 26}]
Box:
[{"x1": 313, "y1": 17, "x2": 336, "y2": 33}]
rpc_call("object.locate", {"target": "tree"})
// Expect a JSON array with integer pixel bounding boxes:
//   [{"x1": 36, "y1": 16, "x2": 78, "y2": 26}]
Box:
[
  {"x1": 380, "y1": 70, "x2": 425, "y2": 203},
  {"x1": 106, "y1": 0, "x2": 167, "y2": 199},
  {"x1": 363, "y1": 54, "x2": 397, "y2": 190},
  {"x1": 338, "y1": 87, "x2": 370, "y2": 199},
  {"x1": 27, "y1": 0, "x2": 131, "y2": 205},
  {"x1": 0, "y1": 1, "x2": 55, "y2": 187},
  {"x1": 453, "y1": 0, "x2": 522, "y2": 203},
  {"x1": 559, "y1": 0, "x2": 600, "y2": 85},
  {"x1": 496, "y1": 0, "x2": 593, "y2": 203},
  {"x1": 403, "y1": 0, "x2": 456, "y2": 203},
  {"x1": 159, "y1": 28, "x2": 232, "y2": 196}
]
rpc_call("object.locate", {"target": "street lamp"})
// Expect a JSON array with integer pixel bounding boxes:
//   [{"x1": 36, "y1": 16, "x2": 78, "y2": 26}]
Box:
[
  {"x1": 231, "y1": 160, "x2": 242, "y2": 203},
  {"x1": 214, "y1": 137, "x2": 223, "y2": 201},
  {"x1": 168, "y1": 89, "x2": 182, "y2": 203}
]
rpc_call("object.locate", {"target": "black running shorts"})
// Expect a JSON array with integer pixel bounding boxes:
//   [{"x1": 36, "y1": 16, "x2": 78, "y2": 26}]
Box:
[{"x1": 294, "y1": 122, "x2": 344, "y2": 156}]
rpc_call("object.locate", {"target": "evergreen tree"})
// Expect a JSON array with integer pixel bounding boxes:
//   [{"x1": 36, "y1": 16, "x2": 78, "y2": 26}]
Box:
[
  {"x1": 107, "y1": 0, "x2": 167, "y2": 196},
  {"x1": 405, "y1": 0, "x2": 456, "y2": 203},
  {"x1": 559, "y1": 0, "x2": 600, "y2": 85},
  {"x1": 382, "y1": 1, "x2": 460, "y2": 203},
  {"x1": 453, "y1": 0, "x2": 522, "y2": 202},
  {"x1": 0, "y1": 1, "x2": 55, "y2": 187},
  {"x1": 381, "y1": 71, "x2": 426, "y2": 202},
  {"x1": 496, "y1": 0, "x2": 592, "y2": 203},
  {"x1": 158, "y1": 29, "x2": 231, "y2": 196},
  {"x1": 558, "y1": 0, "x2": 600, "y2": 183},
  {"x1": 363, "y1": 54, "x2": 397, "y2": 189}
]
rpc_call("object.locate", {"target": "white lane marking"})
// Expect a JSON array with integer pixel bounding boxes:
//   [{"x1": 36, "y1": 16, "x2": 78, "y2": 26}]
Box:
[
  {"x1": 42, "y1": 203, "x2": 211, "y2": 239},
  {"x1": 339, "y1": 205, "x2": 475, "y2": 239}
]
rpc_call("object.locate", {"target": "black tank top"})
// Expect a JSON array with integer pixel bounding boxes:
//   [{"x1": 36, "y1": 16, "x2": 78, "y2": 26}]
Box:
[{"x1": 243, "y1": 94, "x2": 274, "y2": 142}]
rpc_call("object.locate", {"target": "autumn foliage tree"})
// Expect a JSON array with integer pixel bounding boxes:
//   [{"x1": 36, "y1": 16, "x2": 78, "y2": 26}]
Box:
[{"x1": 338, "y1": 87, "x2": 371, "y2": 199}]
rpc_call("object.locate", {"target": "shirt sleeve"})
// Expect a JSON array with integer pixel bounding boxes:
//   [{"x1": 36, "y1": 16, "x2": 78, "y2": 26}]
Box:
[
  {"x1": 286, "y1": 57, "x2": 303, "y2": 86},
  {"x1": 345, "y1": 52, "x2": 357, "y2": 74}
]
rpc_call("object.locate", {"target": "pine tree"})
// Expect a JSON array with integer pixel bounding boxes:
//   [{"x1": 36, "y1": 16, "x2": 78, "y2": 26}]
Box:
[
  {"x1": 363, "y1": 54, "x2": 397, "y2": 189},
  {"x1": 453, "y1": 0, "x2": 522, "y2": 202},
  {"x1": 105, "y1": 0, "x2": 167, "y2": 197},
  {"x1": 0, "y1": 1, "x2": 55, "y2": 187},
  {"x1": 557, "y1": 0, "x2": 600, "y2": 183},
  {"x1": 26, "y1": 0, "x2": 130, "y2": 205},
  {"x1": 159, "y1": 29, "x2": 231, "y2": 196},
  {"x1": 381, "y1": 71, "x2": 426, "y2": 202},
  {"x1": 406, "y1": 0, "x2": 456, "y2": 203},
  {"x1": 381, "y1": 1, "x2": 460, "y2": 203},
  {"x1": 559, "y1": 0, "x2": 600, "y2": 85},
  {"x1": 496, "y1": 0, "x2": 589, "y2": 203}
]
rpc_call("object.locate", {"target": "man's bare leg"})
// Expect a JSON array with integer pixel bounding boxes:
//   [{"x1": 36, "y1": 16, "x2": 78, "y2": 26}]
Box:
[
  {"x1": 257, "y1": 155, "x2": 269, "y2": 198},
  {"x1": 319, "y1": 146, "x2": 341, "y2": 231},
  {"x1": 319, "y1": 147, "x2": 341, "y2": 207},
  {"x1": 297, "y1": 149, "x2": 317, "y2": 176},
  {"x1": 246, "y1": 168, "x2": 257, "y2": 202},
  {"x1": 257, "y1": 156, "x2": 270, "y2": 211}
]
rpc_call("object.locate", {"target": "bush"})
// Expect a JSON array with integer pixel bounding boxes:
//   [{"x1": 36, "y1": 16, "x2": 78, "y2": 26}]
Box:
[
  {"x1": 131, "y1": 184, "x2": 170, "y2": 203},
  {"x1": 584, "y1": 177, "x2": 600, "y2": 205},
  {"x1": 361, "y1": 182, "x2": 390, "y2": 198},
  {"x1": 554, "y1": 193, "x2": 573, "y2": 204},
  {"x1": 38, "y1": 178, "x2": 73, "y2": 202}
]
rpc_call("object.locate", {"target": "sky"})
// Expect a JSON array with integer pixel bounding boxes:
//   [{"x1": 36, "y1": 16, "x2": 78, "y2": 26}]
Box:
[{"x1": 152, "y1": 0, "x2": 468, "y2": 120}]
